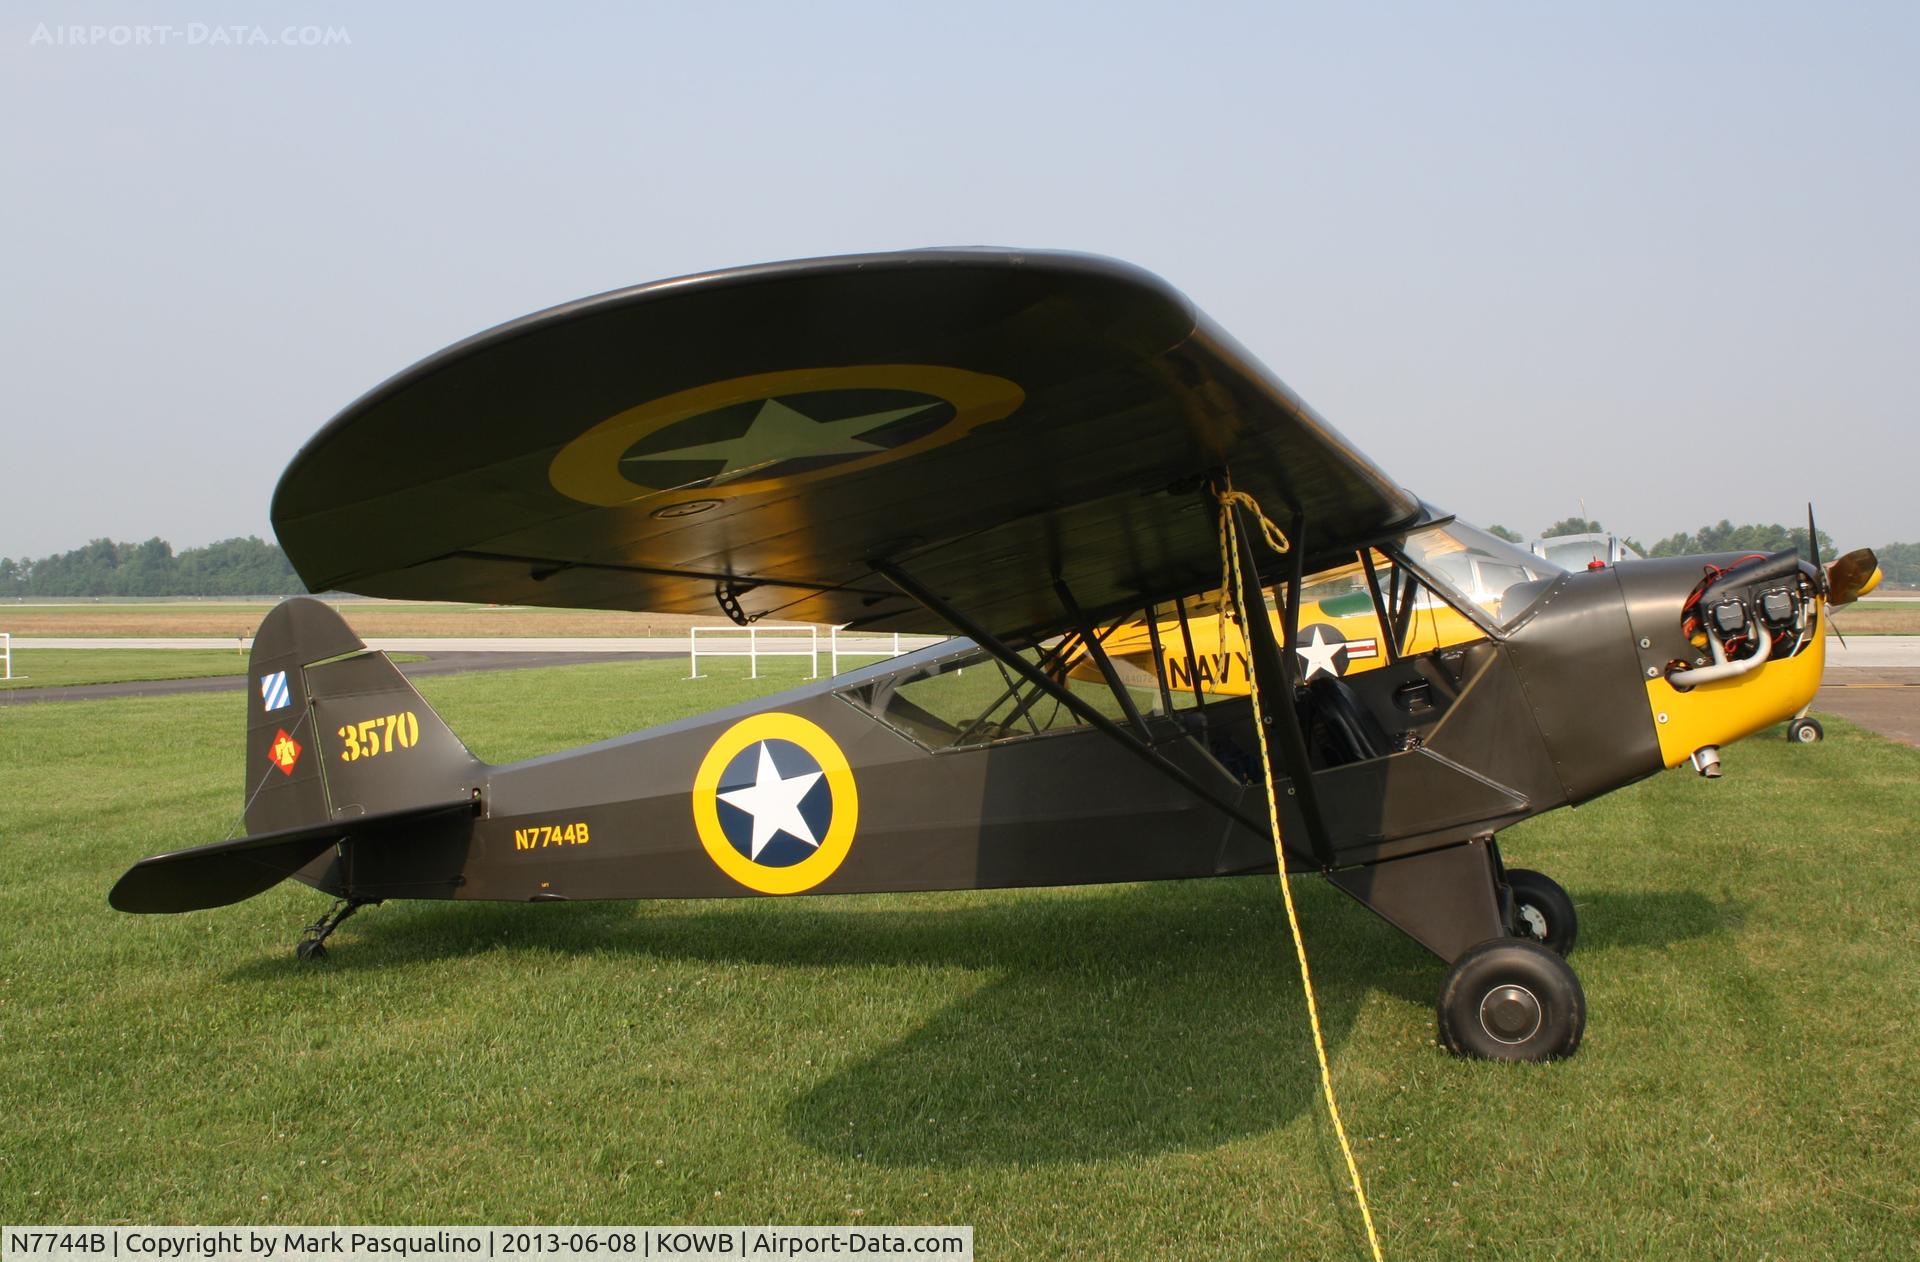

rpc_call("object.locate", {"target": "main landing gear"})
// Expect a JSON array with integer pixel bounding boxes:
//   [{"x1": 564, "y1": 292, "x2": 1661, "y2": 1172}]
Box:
[
  {"x1": 1437, "y1": 938, "x2": 1586, "y2": 1061},
  {"x1": 1434, "y1": 867, "x2": 1585, "y2": 1061},
  {"x1": 296, "y1": 898, "x2": 375, "y2": 960},
  {"x1": 1325, "y1": 841, "x2": 1587, "y2": 1062}
]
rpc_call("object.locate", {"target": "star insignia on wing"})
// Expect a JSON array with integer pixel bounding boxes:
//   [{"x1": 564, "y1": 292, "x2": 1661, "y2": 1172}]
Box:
[{"x1": 632, "y1": 397, "x2": 939, "y2": 484}]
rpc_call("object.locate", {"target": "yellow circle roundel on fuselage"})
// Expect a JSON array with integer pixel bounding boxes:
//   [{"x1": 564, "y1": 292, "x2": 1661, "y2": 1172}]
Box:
[
  {"x1": 549, "y1": 364, "x2": 1023, "y2": 508},
  {"x1": 692, "y1": 712, "x2": 859, "y2": 895}
]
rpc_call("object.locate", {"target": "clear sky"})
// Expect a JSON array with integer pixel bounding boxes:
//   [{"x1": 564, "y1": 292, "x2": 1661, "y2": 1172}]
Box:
[{"x1": 3, "y1": 1, "x2": 1915, "y2": 558}]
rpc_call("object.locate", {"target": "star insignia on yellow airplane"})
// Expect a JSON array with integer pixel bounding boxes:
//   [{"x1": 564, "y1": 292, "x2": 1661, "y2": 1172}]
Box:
[{"x1": 1295, "y1": 624, "x2": 1346, "y2": 680}]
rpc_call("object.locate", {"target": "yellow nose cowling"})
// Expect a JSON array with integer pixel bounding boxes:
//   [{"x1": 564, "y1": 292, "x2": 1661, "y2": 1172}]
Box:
[{"x1": 1644, "y1": 630, "x2": 1826, "y2": 768}]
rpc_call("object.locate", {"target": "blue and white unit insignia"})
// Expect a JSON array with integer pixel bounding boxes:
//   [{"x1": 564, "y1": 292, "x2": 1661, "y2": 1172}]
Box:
[{"x1": 260, "y1": 670, "x2": 291, "y2": 712}]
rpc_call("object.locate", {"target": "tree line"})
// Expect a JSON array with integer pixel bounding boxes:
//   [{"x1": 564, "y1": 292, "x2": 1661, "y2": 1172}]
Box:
[
  {"x1": 0, "y1": 537, "x2": 308, "y2": 597},
  {"x1": 1485, "y1": 518, "x2": 1917, "y2": 586}
]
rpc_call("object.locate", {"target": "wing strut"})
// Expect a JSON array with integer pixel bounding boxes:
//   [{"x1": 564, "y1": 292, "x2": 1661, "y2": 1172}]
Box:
[
  {"x1": 1222, "y1": 498, "x2": 1336, "y2": 870},
  {"x1": 1143, "y1": 601, "x2": 1178, "y2": 718},
  {"x1": 1359, "y1": 549, "x2": 1401, "y2": 665},
  {"x1": 1054, "y1": 578, "x2": 1151, "y2": 741},
  {"x1": 1172, "y1": 595, "x2": 1210, "y2": 732},
  {"x1": 871, "y1": 559, "x2": 1272, "y2": 839}
]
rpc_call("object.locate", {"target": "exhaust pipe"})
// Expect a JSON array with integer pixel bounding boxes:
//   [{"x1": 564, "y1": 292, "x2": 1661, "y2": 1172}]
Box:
[
  {"x1": 1668, "y1": 620, "x2": 1773, "y2": 689},
  {"x1": 1690, "y1": 745, "x2": 1723, "y2": 778}
]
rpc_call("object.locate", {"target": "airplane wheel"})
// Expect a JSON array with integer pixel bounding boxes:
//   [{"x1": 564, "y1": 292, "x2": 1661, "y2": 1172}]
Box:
[
  {"x1": 1787, "y1": 717, "x2": 1824, "y2": 744},
  {"x1": 1436, "y1": 938, "x2": 1585, "y2": 1062},
  {"x1": 1506, "y1": 868, "x2": 1577, "y2": 956}
]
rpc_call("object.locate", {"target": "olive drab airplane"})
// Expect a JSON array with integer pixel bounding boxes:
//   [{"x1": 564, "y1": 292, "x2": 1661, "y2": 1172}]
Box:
[{"x1": 111, "y1": 250, "x2": 1883, "y2": 1062}]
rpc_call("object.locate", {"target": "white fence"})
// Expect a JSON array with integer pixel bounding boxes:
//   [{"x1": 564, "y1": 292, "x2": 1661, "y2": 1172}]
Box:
[
  {"x1": 827, "y1": 626, "x2": 907, "y2": 675},
  {"x1": 0, "y1": 632, "x2": 8, "y2": 680},
  {"x1": 689, "y1": 624, "x2": 922, "y2": 680},
  {"x1": 689, "y1": 624, "x2": 819, "y2": 680}
]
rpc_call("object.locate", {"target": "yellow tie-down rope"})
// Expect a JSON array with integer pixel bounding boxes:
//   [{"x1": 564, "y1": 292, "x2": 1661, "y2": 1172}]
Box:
[{"x1": 1215, "y1": 481, "x2": 1384, "y2": 1262}]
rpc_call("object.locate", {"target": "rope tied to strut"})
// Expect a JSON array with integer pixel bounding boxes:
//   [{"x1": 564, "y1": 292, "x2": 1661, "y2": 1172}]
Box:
[
  {"x1": 1215, "y1": 486, "x2": 1292, "y2": 560},
  {"x1": 1213, "y1": 476, "x2": 1384, "y2": 1262}
]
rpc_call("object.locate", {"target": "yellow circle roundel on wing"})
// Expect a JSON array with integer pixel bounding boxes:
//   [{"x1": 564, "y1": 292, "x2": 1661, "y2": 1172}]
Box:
[
  {"x1": 548, "y1": 364, "x2": 1023, "y2": 508},
  {"x1": 692, "y1": 711, "x2": 859, "y2": 895}
]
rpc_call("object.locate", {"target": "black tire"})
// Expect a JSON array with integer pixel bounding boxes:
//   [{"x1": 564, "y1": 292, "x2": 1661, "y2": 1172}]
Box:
[
  {"x1": 1506, "y1": 868, "x2": 1578, "y2": 956},
  {"x1": 1787, "y1": 717, "x2": 1824, "y2": 744},
  {"x1": 1436, "y1": 938, "x2": 1585, "y2": 1062}
]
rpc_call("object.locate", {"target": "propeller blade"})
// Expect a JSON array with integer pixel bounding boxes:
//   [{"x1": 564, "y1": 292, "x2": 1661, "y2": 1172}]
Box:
[
  {"x1": 1806, "y1": 503, "x2": 1826, "y2": 596},
  {"x1": 1826, "y1": 548, "x2": 1883, "y2": 607}
]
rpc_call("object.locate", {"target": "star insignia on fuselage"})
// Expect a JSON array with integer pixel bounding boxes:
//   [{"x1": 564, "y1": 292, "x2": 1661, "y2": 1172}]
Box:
[
  {"x1": 693, "y1": 712, "x2": 860, "y2": 895},
  {"x1": 712, "y1": 737, "x2": 835, "y2": 870},
  {"x1": 716, "y1": 741, "x2": 824, "y2": 860}
]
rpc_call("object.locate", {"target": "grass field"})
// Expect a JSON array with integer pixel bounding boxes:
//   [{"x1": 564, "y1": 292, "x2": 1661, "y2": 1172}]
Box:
[
  {"x1": 0, "y1": 649, "x2": 426, "y2": 690},
  {"x1": 1828, "y1": 601, "x2": 1920, "y2": 636},
  {"x1": 2, "y1": 659, "x2": 1917, "y2": 1258},
  {"x1": 0, "y1": 648, "x2": 251, "y2": 688}
]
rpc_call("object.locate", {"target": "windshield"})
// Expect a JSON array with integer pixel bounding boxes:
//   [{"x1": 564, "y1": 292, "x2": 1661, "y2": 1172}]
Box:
[
  {"x1": 1398, "y1": 521, "x2": 1564, "y2": 629},
  {"x1": 1541, "y1": 538, "x2": 1606, "y2": 569}
]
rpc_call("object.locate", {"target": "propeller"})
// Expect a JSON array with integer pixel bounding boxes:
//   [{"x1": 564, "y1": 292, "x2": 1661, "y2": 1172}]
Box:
[
  {"x1": 1805, "y1": 503, "x2": 1847, "y2": 650},
  {"x1": 1826, "y1": 548, "x2": 1883, "y2": 607},
  {"x1": 1807, "y1": 502, "x2": 1882, "y2": 606},
  {"x1": 1805, "y1": 504, "x2": 1882, "y2": 655}
]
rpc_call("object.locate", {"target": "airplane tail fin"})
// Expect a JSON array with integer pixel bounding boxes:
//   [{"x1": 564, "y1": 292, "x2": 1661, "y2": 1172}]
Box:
[
  {"x1": 110, "y1": 597, "x2": 483, "y2": 913},
  {"x1": 241, "y1": 596, "x2": 482, "y2": 835}
]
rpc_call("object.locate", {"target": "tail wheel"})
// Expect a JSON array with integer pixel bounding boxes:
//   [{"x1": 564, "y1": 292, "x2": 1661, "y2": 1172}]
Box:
[
  {"x1": 1506, "y1": 868, "x2": 1577, "y2": 956},
  {"x1": 1787, "y1": 717, "x2": 1824, "y2": 744},
  {"x1": 1437, "y1": 938, "x2": 1585, "y2": 1062}
]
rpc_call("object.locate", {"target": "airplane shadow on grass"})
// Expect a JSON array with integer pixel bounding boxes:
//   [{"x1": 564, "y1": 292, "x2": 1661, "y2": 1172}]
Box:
[{"x1": 229, "y1": 877, "x2": 1740, "y2": 1167}]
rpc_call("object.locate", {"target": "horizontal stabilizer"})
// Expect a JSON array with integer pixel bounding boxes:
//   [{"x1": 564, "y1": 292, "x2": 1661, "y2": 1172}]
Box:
[{"x1": 109, "y1": 798, "x2": 474, "y2": 914}]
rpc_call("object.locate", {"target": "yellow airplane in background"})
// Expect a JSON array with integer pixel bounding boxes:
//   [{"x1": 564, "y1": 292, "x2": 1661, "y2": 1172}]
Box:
[
  {"x1": 1084, "y1": 533, "x2": 1553, "y2": 697},
  {"x1": 1085, "y1": 531, "x2": 1881, "y2": 702}
]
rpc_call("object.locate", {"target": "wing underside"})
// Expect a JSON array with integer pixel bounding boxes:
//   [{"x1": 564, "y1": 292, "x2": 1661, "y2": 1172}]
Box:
[{"x1": 273, "y1": 250, "x2": 1418, "y2": 641}]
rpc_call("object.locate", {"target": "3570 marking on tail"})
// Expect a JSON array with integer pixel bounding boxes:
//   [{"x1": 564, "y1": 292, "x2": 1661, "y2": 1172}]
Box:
[{"x1": 336, "y1": 711, "x2": 420, "y2": 762}]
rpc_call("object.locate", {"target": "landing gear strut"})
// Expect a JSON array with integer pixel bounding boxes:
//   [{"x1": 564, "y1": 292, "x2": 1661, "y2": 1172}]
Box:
[{"x1": 296, "y1": 898, "x2": 374, "y2": 961}]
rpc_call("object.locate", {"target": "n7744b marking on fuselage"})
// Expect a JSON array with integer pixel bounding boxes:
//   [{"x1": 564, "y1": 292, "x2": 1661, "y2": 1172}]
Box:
[{"x1": 513, "y1": 822, "x2": 590, "y2": 850}]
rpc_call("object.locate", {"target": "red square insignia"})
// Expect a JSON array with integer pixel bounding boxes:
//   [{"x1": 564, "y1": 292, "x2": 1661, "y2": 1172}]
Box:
[{"x1": 268, "y1": 729, "x2": 303, "y2": 775}]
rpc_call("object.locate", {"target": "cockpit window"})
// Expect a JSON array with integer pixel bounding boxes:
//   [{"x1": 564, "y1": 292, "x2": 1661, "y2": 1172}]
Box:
[
  {"x1": 1397, "y1": 522, "x2": 1563, "y2": 629},
  {"x1": 844, "y1": 642, "x2": 1157, "y2": 751}
]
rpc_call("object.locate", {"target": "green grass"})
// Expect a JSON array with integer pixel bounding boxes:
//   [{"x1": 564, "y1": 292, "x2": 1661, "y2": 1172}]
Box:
[
  {"x1": 0, "y1": 648, "x2": 253, "y2": 688},
  {"x1": 2, "y1": 660, "x2": 1917, "y2": 1257},
  {"x1": 0, "y1": 649, "x2": 424, "y2": 689}
]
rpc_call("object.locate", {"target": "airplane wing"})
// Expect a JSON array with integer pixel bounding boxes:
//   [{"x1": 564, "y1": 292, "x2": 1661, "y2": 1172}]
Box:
[{"x1": 273, "y1": 249, "x2": 1420, "y2": 642}]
